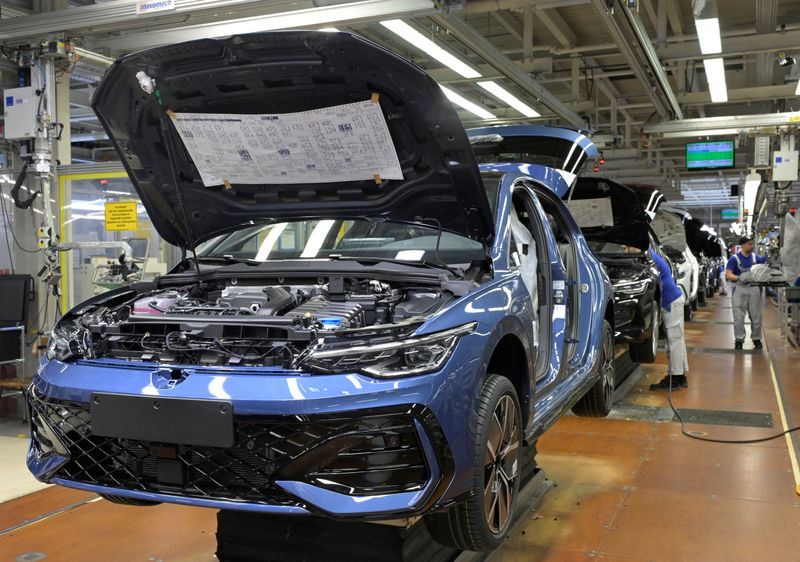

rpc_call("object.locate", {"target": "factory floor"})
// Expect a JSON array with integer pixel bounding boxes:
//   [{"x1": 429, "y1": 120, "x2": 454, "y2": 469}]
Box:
[{"x1": 1, "y1": 292, "x2": 798, "y2": 562}]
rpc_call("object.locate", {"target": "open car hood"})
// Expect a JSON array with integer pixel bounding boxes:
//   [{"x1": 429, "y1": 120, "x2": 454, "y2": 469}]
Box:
[
  {"x1": 652, "y1": 208, "x2": 688, "y2": 250},
  {"x1": 91, "y1": 31, "x2": 494, "y2": 249},
  {"x1": 565, "y1": 177, "x2": 649, "y2": 250},
  {"x1": 467, "y1": 125, "x2": 600, "y2": 197},
  {"x1": 684, "y1": 218, "x2": 723, "y2": 257},
  {"x1": 629, "y1": 184, "x2": 667, "y2": 221}
]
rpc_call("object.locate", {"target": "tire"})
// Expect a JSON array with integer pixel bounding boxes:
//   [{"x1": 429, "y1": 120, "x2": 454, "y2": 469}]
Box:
[
  {"x1": 629, "y1": 306, "x2": 659, "y2": 364},
  {"x1": 684, "y1": 304, "x2": 692, "y2": 321},
  {"x1": 573, "y1": 320, "x2": 614, "y2": 417},
  {"x1": 424, "y1": 375, "x2": 522, "y2": 552},
  {"x1": 691, "y1": 298, "x2": 698, "y2": 311},
  {"x1": 707, "y1": 287, "x2": 714, "y2": 298},
  {"x1": 100, "y1": 494, "x2": 161, "y2": 506},
  {"x1": 698, "y1": 289, "x2": 707, "y2": 307}
]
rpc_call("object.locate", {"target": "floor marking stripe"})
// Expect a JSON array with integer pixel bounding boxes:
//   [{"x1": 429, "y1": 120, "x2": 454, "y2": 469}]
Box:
[
  {"x1": 0, "y1": 496, "x2": 97, "y2": 536},
  {"x1": 764, "y1": 337, "x2": 800, "y2": 495}
]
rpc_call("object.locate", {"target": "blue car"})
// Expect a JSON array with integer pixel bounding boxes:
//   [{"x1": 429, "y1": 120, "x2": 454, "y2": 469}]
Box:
[{"x1": 27, "y1": 32, "x2": 613, "y2": 552}]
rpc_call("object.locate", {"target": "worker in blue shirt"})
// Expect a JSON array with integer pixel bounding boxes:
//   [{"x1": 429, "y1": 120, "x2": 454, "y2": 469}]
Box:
[
  {"x1": 725, "y1": 236, "x2": 768, "y2": 350},
  {"x1": 649, "y1": 247, "x2": 688, "y2": 391}
]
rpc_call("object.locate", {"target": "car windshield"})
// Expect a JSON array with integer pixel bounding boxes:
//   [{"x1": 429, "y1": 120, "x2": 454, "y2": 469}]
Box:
[
  {"x1": 196, "y1": 219, "x2": 485, "y2": 265},
  {"x1": 587, "y1": 240, "x2": 644, "y2": 255}
]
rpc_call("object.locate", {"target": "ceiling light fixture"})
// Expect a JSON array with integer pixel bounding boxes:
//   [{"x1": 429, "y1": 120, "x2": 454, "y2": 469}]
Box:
[
  {"x1": 380, "y1": 19, "x2": 481, "y2": 79},
  {"x1": 703, "y1": 58, "x2": 728, "y2": 103},
  {"x1": 476, "y1": 81, "x2": 540, "y2": 118},
  {"x1": 695, "y1": 17, "x2": 722, "y2": 55},
  {"x1": 743, "y1": 169, "x2": 761, "y2": 234},
  {"x1": 440, "y1": 86, "x2": 496, "y2": 120}
]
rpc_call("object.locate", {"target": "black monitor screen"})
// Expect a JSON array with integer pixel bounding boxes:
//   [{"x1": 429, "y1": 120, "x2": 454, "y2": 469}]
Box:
[{"x1": 0, "y1": 275, "x2": 31, "y2": 326}]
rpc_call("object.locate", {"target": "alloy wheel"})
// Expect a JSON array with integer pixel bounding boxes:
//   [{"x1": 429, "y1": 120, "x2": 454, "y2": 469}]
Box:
[{"x1": 483, "y1": 395, "x2": 519, "y2": 534}]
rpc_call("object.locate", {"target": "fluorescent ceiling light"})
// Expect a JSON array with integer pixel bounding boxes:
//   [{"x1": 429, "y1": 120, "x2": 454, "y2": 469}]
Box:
[
  {"x1": 695, "y1": 18, "x2": 721, "y2": 55},
  {"x1": 318, "y1": 27, "x2": 340, "y2": 32},
  {"x1": 440, "y1": 86, "x2": 496, "y2": 120},
  {"x1": 743, "y1": 170, "x2": 761, "y2": 233},
  {"x1": 380, "y1": 19, "x2": 481, "y2": 79},
  {"x1": 477, "y1": 81, "x2": 540, "y2": 117},
  {"x1": 703, "y1": 58, "x2": 728, "y2": 103}
]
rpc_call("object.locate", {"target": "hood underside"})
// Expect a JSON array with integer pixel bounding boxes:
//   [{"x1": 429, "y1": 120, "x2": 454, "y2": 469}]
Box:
[
  {"x1": 652, "y1": 208, "x2": 688, "y2": 250},
  {"x1": 91, "y1": 31, "x2": 494, "y2": 249},
  {"x1": 567, "y1": 177, "x2": 650, "y2": 250}
]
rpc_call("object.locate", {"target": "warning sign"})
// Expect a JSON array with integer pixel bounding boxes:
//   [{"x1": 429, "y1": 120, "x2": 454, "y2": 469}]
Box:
[{"x1": 105, "y1": 201, "x2": 138, "y2": 231}]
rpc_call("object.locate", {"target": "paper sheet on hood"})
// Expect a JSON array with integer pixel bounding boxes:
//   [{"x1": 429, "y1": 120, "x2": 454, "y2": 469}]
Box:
[
  {"x1": 170, "y1": 100, "x2": 403, "y2": 187},
  {"x1": 567, "y1": 197, "x2": 614, "y2": 228}
]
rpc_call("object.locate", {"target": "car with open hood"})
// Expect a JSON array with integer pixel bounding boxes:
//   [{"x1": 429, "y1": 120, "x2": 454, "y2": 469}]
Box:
[
  {"x1": 26, "y1": 31, "x2": 613, "y2": 553},
  {"x1": 651, "y1": 205, "x2": 700, "y2": 320},
  {"x1": 563, "y1": 177, "x2": 663, "y2": 363},
  {"x1": 467, "y1": 130, "x2": 663, "y2": 364}
]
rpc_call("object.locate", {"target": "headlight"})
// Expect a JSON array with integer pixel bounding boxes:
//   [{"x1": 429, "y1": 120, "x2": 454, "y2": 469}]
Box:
[
  {"x1": 301, "y1": 322, "x2": 477, "y2": 378},
  {"x1": 46, "y1": 323, "x2": 91, "y2": 362},
  {"x1": 615, "y1": 280, "x2": 649, "y2": 294}
]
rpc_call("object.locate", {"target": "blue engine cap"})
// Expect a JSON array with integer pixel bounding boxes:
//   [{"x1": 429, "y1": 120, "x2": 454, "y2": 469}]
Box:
[{"x1": 318, "y1": 317, "x2": 343, "y2": 329}]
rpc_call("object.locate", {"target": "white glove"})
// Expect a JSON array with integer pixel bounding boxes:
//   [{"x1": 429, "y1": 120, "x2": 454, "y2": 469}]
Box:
[{"x1": 738, "y1": 271, "x2": 752, "y2": 284}]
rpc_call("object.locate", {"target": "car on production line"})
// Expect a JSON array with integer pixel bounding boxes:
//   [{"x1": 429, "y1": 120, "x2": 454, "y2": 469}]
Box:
[
  {"x1": 683, "y1": 217, "x2": 724, "y2": 300},
  {"x1": 26, "y1": 31, "x2": 615, "y2": 553},
  {"x1": 651, "y1": 206, "x2": 700, "y2": 320},
  {"x1": 466, "y1": 128, "x2": 663, "y2": 363}
]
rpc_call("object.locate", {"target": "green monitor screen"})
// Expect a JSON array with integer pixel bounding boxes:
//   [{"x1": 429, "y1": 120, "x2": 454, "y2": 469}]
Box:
[
  {"x1": 720, "y1": 208, "x2": 739, "y2": 220},
  {"x1": 686, "y1": 140, "x2": 735, "y2": 170}
]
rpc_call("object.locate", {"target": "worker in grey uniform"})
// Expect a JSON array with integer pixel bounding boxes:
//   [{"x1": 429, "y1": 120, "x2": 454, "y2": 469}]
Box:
[
  {"x1": 649, "y1": 247, "x2": 688, "y2": 391},
  {"x1": 725, "y1": 236, "x2": 768, "y2": 350}
]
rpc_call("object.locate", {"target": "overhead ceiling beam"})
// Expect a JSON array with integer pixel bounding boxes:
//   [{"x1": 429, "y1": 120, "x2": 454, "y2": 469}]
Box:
[
  {"x1": 677, "y1": 83, "x2": 796, "y2": 106},
  {"x1": 658, "y1": 28, "x2": 800, "y2": 61},
  {"x1": 643, "y1": 112, "x2": 800, "y2": 135},
  {"x1": 588, "y1": 0, "x2": 672, "y2": 120},
  {"x1": 490, "y1": 11, "x2": 523, "y2": 42},
  {"x1": 464, "y1": 0, "x2": 590, "y2": 13},
  {"x1": 429, "y1": 12, "x2": 586, "y2": 129},
  {"x1": 532, "y1": 6, "x2": 576, "y2": 49},
  {"x1": 618, "y1": 2, "x2": 684, "y2": 119},
  {"x1": 86, "y1": 0, "x2": 441, "y2": 51},
  {"x1": 665, "y1": 0, "x2": 683, "y2": 36},
  {"x1": 0, "y1": 0, "x2": 290, "y2": 42}
]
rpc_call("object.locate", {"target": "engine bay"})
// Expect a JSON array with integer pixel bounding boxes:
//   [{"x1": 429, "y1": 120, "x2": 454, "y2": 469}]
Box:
[{"x1": 57, "y1": 276, "x2": 456, "y2": 368}]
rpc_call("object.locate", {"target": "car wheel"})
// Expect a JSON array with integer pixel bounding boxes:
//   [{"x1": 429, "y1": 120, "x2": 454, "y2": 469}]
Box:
[
  {"x1": 424, "y1": 375, "x2": 522, "y2": 552},
  {"x1": 629, "y1": 307, "x2": 659, "y2": 364},
  {"x1": 707, "y1": 287, "x2": 714, "y2": 298},
  {"x1": 99, "y1": 494, "x2": 160, "y2": 507},
  {"x1": 684, "y1": 304, "x2": 692, "y2": 321},
  {"x1": 573, "y1": 320, "x2": 614, "y2": 417},
  {"x1": 698, "y1": 289, "x2": 707, "y2": 307},
  {"x1": 691, "y1": 298, "x2": 698, "y2": 311}
]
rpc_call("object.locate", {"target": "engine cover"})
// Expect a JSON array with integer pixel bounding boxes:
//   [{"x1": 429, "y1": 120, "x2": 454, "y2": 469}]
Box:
[
  {"x1": 288, "y1": 296, "x2": 364, "y2": 328},
  {"x1": 217, "y1": 286, "x2": 295, "y2": 315}
]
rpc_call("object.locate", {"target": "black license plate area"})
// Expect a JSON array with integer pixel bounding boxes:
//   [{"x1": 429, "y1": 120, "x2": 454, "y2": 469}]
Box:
[{"x1": 90, "y1": 393, "x2": 234, "y2": 448}]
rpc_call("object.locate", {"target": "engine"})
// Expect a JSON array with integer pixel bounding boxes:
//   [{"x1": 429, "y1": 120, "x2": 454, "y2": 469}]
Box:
[{"x1": 69, "y1": 277, "x2": 452, "y2": 368}]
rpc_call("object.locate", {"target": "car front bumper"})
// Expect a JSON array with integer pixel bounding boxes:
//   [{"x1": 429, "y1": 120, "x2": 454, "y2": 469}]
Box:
[
  {"x1": 25, "y1": 340, "x2": 485, "y2": 519},
  {"x1": 612, "y1": 295, "x2": 649, "y2": 343}
]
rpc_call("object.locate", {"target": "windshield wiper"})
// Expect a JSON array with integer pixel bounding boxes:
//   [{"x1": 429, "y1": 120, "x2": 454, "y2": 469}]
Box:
[
  {"x1": 196, "y1": 255, "x2": 261, "y2": 266},
  {"x1": 328, "y1": 255, "x2": 464, "y2": 278}
]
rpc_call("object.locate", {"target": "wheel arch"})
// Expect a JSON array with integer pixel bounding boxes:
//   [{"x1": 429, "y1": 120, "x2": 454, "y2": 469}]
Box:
[{"x1": 479, "y1": 317, "x2": 534, "y2": 429}]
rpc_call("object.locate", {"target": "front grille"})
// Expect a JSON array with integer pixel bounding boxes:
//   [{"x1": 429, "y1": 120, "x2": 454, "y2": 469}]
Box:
[{"x1": 28, "y1": 391, "x2": 429, "y2": 505}]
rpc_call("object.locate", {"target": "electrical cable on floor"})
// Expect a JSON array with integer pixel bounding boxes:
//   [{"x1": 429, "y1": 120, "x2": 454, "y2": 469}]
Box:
[{"x1": 667, "y1": 377, "x2": 800, "y2": 443}]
